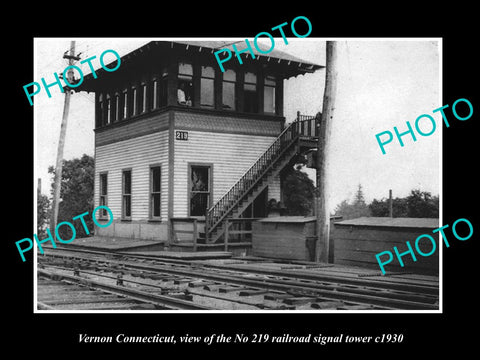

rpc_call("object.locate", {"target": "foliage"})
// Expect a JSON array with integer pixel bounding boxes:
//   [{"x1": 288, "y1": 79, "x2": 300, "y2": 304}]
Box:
[
  {"x1": 333, "y1": 184, "x2": 371, "y2": 220},
  {"x1": 369, "y1": 189, "x2": 438, "y2": 218},
  {"x1": 37, "y1": 192, "x2": 51, "y2": 239},
  {"x1": 281, "y1": 164, "x2": 316, "y2": 216},
  {"x1": 48, "y1": 154, "x2": 95, "y2": 239}
]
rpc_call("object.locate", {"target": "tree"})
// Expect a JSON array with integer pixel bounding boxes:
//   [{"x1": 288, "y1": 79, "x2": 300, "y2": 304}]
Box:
[
  {"x1": 37, "y1": 193, "x2": 51, "y2": 238},
  {"x1": 369, "y1": 197, "x2": 408, "y2": 217},
  {"x1": 406, "y1": 189, "x2": 439, "y2": 218},
  {"x1": 333, "y1": 184, "x2": 371, "y2": 220},
  {"x1": 48, "y1": 154, "x2": 95, "y2": 239},
  {"x1": 369, "y1": 189, "x2": 438, "y2": 218},
  {"x1": 281, "y1": 163, "x2": 316, "y2": 216}
]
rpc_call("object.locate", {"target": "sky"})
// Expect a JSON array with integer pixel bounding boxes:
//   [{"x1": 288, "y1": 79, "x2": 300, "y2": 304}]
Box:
[{"x1": 34, "y1": 37, "x2": 440, "y2": 214}]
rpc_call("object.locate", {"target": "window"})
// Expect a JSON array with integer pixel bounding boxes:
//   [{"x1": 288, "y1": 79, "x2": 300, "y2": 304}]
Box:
[
  {"x1": 152, "y1": 69, "x2": 168, "y2": 110},
  {"x1": 122, "y1": 89, "x2": 128, "y2": 120},
  {"x1": 150, "y1": 166, "x2": 161, "y2": 219},
  {"x1": 132, "y1": 87, "x2": 138, "y2": 116},
  {"x1": 178, "y1": 62, "x2": 193, "y2": 106},
  {"x1": 264, "y1": 75, "x2": 276, "y2": 113},
  {"x1": 152, "y1": 79, "x2": 158, "y2": 109},
  {"x1": 189, "y1": 165, "x2": 211, "y2": 217},
  {"x1": 122, "y1": 170, "x2": 132, "y2": 219},
  {"x1": 159, "y1": 68, "x2": 168, "y2": 108},
  {"x1": 99, "y1": 173, "x2": 108, "y2": 218},
  {"x1": 139, "y1": 83, "x2": 147, "y2": 114},
  {"x1": 96, "y1": 94, "x2": 104, "y2": 127},
  {"x1": 106, "y1": 94, "x2": 111, "y2": 124},
  {"x1": 244, "y1": 72, "x2": 258, "y2": 113},
  {"x1": 222, "y1": 69, "x2": 236, "y2": 110},
  {"x1": 200, "y1": 66, "x2": 214, "y2": 108},
  {"x1": 115, "y1": 93, "x2": 120, "y2": 122}
]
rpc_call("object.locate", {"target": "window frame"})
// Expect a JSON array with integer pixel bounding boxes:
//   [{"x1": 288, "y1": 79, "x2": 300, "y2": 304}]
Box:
[
  {"x1": 122, "y1": 88, "x2": 128, "y2": 120},
  {"x1": 188, "y1": 163, "x2": 213, "y2": 218},
  {"x1": 178, "y1": 62, "x2": 194, "y2": 106},
  {"x1": 222, "y1": 69, "x2": 236, "y2": 111},
  {"x1": 243, "y1": 71, "x2": 258, "y2": 113},
  {"x1": 149, "y1": 165, "x2": 162, "y2": 220},
  {"x1": 105, "y1": 93, "x2": 111, "y2": 125},
  {"x1": 122, "y1": 169, "x2": 132, "y2": 220},
  {"x1": 263, "y1": 75, "x2": 276, "y2": 114},
  {"x1": 200, "y1": 65, "x2": 215, "y2": 109},
  {"x1": 98, "y1": 172, "x2": 108, "y2": 219}
]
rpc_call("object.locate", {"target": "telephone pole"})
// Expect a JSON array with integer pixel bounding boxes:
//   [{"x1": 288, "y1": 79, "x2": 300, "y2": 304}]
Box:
[
  {"x1": 50, "y1": 40, "x2": 76, "y2": 236},
  {"x1": 315, "y1": 41, "x2": 338, "y2": 263}
]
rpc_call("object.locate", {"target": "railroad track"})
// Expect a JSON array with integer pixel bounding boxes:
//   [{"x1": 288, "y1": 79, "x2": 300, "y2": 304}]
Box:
[{"x1": 37, "y1": 247, "x2": 439, "y2": 311}]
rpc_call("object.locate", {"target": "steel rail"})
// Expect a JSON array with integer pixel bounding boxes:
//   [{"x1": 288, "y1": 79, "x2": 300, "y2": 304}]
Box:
[
  {"x1": 38, "y1": 268, "x2": 213, "y2": 310},
  {"x1": 42, "y1": 247, "x2": 438, "y2": 295},
  {"x1": 39, "y1": 253, "x2": 438, "y2": 310}
]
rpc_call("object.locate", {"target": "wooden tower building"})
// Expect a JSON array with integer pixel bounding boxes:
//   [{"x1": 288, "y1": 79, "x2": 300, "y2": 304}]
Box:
[{"x1": 78, "y1": 40, "x2": 322, "y2": 251}]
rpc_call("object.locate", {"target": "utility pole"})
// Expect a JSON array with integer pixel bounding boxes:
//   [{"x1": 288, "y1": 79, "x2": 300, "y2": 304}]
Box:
[
  {"x1": 315, "y1": 41, "x2": 338, "y2": 263},
  {"x1": 389, "y1": 189, "x2": 393, "y2": 218},
  {"x1": 50, "y1": 40, "x2": 76, "y2": 236}
]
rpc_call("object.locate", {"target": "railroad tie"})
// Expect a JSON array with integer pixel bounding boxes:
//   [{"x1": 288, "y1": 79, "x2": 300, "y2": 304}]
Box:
[
  {"x1": 310, "y1": 301, "x2": 344, "y2": 309},
  {"x1": 264, "y1": 293, "x2": 293, "y2": 301},
  {"x1": 238, "y1": 289, "x2": 271, "y2": 297},
  {"x1": 188, "y1": 280, "x2": 216, "y2": 288},
  {"x1": 218, "y1": 286, "x2": 242, "y2": 293},
  {"x1": 173, "y1": 278, "x2": 192, "y2": 285},
  {"x1": 282, "y1": 297, "x2": 318, "y2": 305}
]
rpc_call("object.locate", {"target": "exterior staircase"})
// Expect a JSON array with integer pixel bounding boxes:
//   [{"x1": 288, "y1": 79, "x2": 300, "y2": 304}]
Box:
[{"x1": 204, "y1": 113, "x2": 320, "y2": 244}]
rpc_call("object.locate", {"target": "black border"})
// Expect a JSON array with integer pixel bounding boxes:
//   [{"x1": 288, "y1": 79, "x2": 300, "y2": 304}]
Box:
[{"x1": 7, "y1": 7, "x2": 478, "y2": 355}]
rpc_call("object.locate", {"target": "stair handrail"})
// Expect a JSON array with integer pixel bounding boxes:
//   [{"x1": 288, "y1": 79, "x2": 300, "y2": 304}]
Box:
[{"x1": 205, "y1": 119, "x2": 302, "y2": 236}]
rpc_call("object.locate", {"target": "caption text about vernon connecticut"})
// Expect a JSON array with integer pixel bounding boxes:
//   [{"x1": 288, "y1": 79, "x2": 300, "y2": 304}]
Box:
[{"x1": 79, "y1": 332, "x2": 404, "y2": 345}]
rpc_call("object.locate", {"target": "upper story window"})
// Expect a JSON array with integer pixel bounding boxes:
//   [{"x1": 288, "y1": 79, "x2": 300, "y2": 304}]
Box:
[
  {"x1": 138, "y1": 83, "x2": 147, "y2": 114},
  {"x1": 222, "y1": 69, "x2": 236, "y2": 110},
  {"x1": 131, "y1": 86, "x2": 138, "y2": 116},
  {"x1": 158, "y1": 68, "x2": 168, "y2": 108},
  {"x1": 264, "y1": 75, "x2": 276, "y2": 114},
  {"x1": 122, "y1": 89, "x2": 128, "y2": 120},
  {"x1": 200, "y1": 66, "x2": 215, "y2": 108},
  {"x1": 114, "y1": 92, "x2": 120, "y2": 122},
  {"x1": 105, "y1": 94, "x2": 111, "y2": 125},
  {"x1": 152, "y1": 67, "x2": 168, "y2": 110},
  {"x1": 96, "y1": 94, "x2": 104, "y2": 127},
  {"x1": 178, "y1": 62, "x2": 193, "y2": 106},
  {"x1": 244, "y1": 72, "x2": 258, "y2": 113}
]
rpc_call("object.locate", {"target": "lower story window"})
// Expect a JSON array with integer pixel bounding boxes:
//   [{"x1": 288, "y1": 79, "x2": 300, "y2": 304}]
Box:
[
  {"x1": 150, "y1": 166, "x2": 161, "y2": 219},
  {"x1": 189, "y1": 164, "x2": 211, "y2": 217},
  {"x1": 122, "y1": 169, "x2": 132, "y2": 219}
]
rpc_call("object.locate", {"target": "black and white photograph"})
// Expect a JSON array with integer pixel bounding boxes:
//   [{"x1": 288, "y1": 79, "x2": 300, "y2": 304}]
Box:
[
  {"x1": 7, "y1": 9, "x2": 478, "y2": 354},
  {"x1": 32, "y1": 37, "x2": 442, "y2": 313}
]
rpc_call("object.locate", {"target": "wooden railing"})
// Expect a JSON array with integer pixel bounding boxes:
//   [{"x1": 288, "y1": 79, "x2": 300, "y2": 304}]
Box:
[
  {"x1": 205, "y1": 113, "x2": 318, "y2": 241},
  {"x1": 170, "y1": 217, "x2": 200, "y2": 251},
  {"x1": 223, "y1": 218, "x2": 260, "y2": 251},
  {"x1": 297, "y1": 112, "x2": 320, "y2": 137}
]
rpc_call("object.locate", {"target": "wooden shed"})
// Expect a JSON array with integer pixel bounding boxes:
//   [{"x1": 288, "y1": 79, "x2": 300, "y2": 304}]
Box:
[
  {"x1": 333, "y1": 217, "x2": 440, "y2": 275},
  {"x1": 252, "y1": 216, "x2": 317, "y2": 261}
]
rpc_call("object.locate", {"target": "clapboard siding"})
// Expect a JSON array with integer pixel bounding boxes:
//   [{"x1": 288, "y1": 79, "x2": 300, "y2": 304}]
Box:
[
  {"x1": 95, "y1": 112, "x2": 169, "y2": 147},
  {"x1": 173, "y1": 130, "x2": 277, "y2": 217},
  {"x1": 95, "y1": 131, "x2": 169, "y2": 221}
]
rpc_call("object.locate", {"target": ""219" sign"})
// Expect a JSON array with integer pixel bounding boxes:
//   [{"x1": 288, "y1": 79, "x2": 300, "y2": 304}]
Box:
[{"x1": 175, "y1": 131, "x2": 188, "y2": 141}]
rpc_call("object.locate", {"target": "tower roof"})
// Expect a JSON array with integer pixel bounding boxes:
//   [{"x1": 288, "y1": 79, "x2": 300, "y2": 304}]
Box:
[{"x1": 76, "y1": 40, "x2": 323, "y2": 92}]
